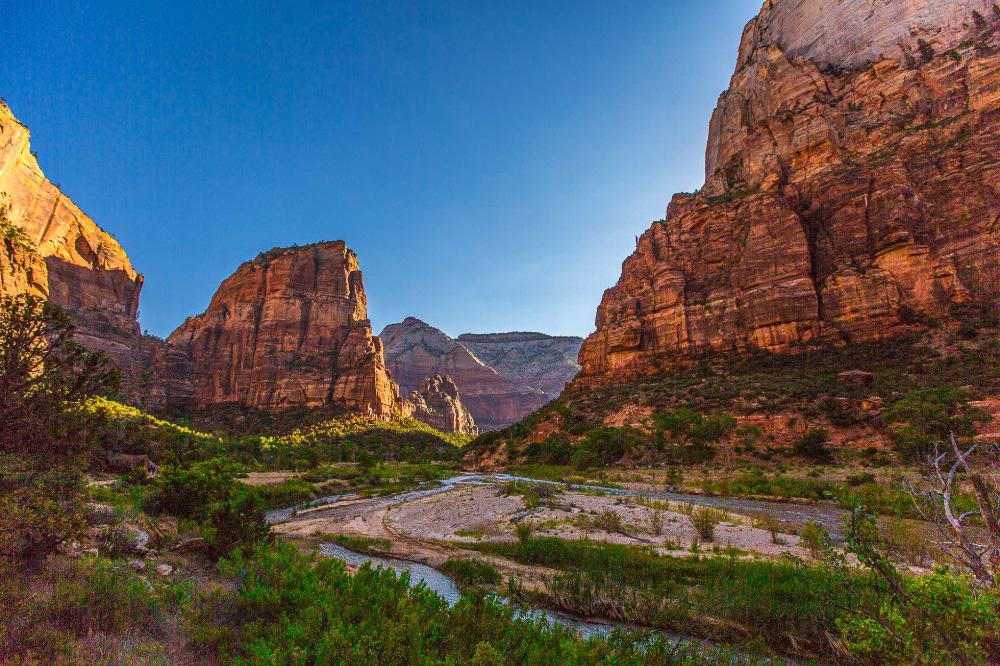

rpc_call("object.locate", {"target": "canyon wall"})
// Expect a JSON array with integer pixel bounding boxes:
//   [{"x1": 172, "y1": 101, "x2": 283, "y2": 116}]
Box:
[
  {"x1": 381, "y1": 318, "x2": 570, "y2": 430},
  {"x1": 166, "y1": 242, "x2": 399, "y2": 415},
  {"x1": 404, "y1": 375, "x2": 478, "y2": 436},
  {"x1": 0, "y1": 102, "x2": 143, "y2": 368},
  {"x1": 456, "y1": 332, "x2": 582, "y2": 400},
  {"x1": 577, "y1": 0, "x2": 1000, "y2": 386}
]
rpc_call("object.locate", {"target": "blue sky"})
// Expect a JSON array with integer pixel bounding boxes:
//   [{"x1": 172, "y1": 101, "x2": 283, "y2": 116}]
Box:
[{"x1": 3, "y1": 1, "x2": 759, "y2": 339}]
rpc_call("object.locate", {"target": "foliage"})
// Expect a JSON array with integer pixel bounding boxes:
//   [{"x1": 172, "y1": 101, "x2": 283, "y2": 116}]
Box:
[
  {"x1": 884, "y1": 388, "x2": 988, "y2": 461},
  {"x1": 798, "y1": 521, "x2": 831, "y2": 560},
  {"x1": 193, "y1": 540, "x2": 734, "y2": 665},
  {"x1": 439, "y1": 558, "x2": 502, "y2": 589},
  {"x1": 688, "y1": 507, "x2": 725, "y2": 542},
  {"x1": 0, "y1": 295, "x2": 118, "y2": 563},
  {"x1": 571, "y1": 427, "x2": 646, "y2": 469},
  {"x1": 147, "y1": 457, "x2": 243, "y2": 519},
  {"x1": 837, "y1": 511, "x2": 1000, "y2": 664},
  {"x1": 467, "y1": 537, "x2": 868, "y2": 656},
  {"x1": 793, "y1": 428, "x2": 832, "y2": 462},
  {"x1": 329, "y1": 534, "x2": 392, "y2": 555},
  {"x1": 202, "y1": 490, "x2": 272, "y2": 559}
]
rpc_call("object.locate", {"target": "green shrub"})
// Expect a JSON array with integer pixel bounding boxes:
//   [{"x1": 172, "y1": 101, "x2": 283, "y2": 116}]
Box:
[
  {"x1": 439, "y1": 558, "x2": 502, "y2": 589},
  {"x1": 689, "y1": 507, "x2": 725, "y2": 542},
  {"x1": 884, "y1": 388, "x2": 988, "y2": 461},
  {"x1": 839, "y1": 568, "x2": 998, "y2": 665},
  {"x1": 794, "y1": 428, "x2": 832, "y2": 462},
  {"x1": 147, "y1": 457, "x2": 242, "y2": 519},
  {"x1": 203, "y1": 540, "x2": 715, "y2": 664},
  {"x1": 202, "y1": 490, "x2": 272, "y2": 559},
  {"x1": 799, "y1": 521, "x2": 831, "y2": 559},
  {"x1": 48, "y1": 558, "x2": 161, "y2": 635},
  {"x1": 0, "y1": 295, "x2": 118, "y2": 564}
]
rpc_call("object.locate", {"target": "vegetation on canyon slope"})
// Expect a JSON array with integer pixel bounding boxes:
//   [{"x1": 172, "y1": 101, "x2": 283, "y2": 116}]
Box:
[{"x1": 470, "y1": 326, "x2": 999, "y2": 471}]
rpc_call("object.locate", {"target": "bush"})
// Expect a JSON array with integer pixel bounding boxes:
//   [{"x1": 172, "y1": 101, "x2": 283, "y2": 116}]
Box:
[
  {"x1": 794, "y1": 428, "x2": 832, "y2": 462},
  {"x1": 689, "y1": 507, "x2": 725, "y2": 542},
  {"x1": 147, "y1": 457, "x2": 242, "y2": 519},
  {"x1": 0, "y1": 295, "x2": 118, "y2": 564},
  {"x1": 884, "y1": 389, "x2": 987, "y2": 461},
  {"x1": 840, "y1": 568, "x2": 998, "y2": 664},
  {"x1": 799, "y1": 521, "x2": 831, "y2": 559},
  {"x1": 593, "y1": 510, "x2": 624, "y2": 533},
  {"x1": 439, "y1": 558, "x2": 502, "y2": 589},
  {"x1": 48, "y1": 558, "x2": 162, "y2": 635},
  {"x1": 202, "y1": 490, "x2": 272, "y2": 559},
  {"x1": 571, "y1": 427, "x2": 646, "y2": 469}
]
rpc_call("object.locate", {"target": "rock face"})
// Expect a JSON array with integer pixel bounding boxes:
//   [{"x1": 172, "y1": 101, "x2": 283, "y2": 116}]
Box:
[
  {"x1": 0, "y1": 102, "x2": 143, "y2": 367},
  {"x1": 456, "y1": 332, "x2": 583, "y2": 400},
  {"x1": 380, "y1": 318, "x2": 580, "y2": 430},
  {"x1": 405, "y1": 375, "x2": 478, "y2": 435},
  {"x1": 578, "y1": 0, "x2": 1000, "y2": 386},
  {"x1": 166, "y1": 242, "x2": 399, "y2": 415}
]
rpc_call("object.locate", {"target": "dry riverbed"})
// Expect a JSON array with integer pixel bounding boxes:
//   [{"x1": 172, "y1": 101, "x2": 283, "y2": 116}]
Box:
[{"x1": 273, "y1": 480, "x2": 812, "y2": 561}]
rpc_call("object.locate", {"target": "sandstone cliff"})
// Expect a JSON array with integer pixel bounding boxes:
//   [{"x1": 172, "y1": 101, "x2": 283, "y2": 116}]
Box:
[
  {"x1": 578, "y1": 0, "x2": 1000, "y2": 386},
  {"x1": 404, "y1": 375, "x2": 478, "y2": 436},
  {"x1": 166, "y1": 242, "x2": 399, "y2": 415},
  {"x1": 0, "y1": 102, "x2": 143, "y2": 367},
  {"x1": 380, "y1": 318, "x2": 553, "y2": 430}
]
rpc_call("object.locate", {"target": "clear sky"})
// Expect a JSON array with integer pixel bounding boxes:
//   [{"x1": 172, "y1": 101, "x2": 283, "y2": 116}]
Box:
[{"x1": 4, "y1": 1, "x2": 760, "y2": 339}]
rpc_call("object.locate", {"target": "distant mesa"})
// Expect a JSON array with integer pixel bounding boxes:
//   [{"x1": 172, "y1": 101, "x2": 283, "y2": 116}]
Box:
[{"x1": 381, "y1": 317, "x2": 582, "y2": 431}]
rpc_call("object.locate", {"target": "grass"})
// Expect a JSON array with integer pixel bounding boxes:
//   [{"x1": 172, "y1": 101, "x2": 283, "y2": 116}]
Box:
[
  {"x1": 327, "y1": 534, "x2": 393, "y2": 554},
  {"x1": 463, "y1": 536, "x2": 871, "y2": 658},
  {"x1": 439, "y1": 558, "x2": 502, "y2": 589}
]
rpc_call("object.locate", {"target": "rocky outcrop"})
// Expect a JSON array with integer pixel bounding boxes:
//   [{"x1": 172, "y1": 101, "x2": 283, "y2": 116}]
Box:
[
  {"x1": 166, "y1": 242, "x2": 399, "y2": 414},
  {"x1": 578, "y1": 0, "x2": 1000, "y2": 386},
  {"x1": 404, "y1": 375, "x2": 478, "y2": 436},
  {"x1": 0, "y1": 102, "x2": 143, "y2": 368},
  {"x1": 381, "y1": 318, "x2": 558, "y2": 430},
  {"x1": 456, "y1": 332, "x2": 582, "y2": 400}
]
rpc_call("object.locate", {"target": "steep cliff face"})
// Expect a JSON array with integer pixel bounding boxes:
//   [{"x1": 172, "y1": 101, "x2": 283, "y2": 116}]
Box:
[
  {"x1": 578, "y1": 0, "x2": 1000, "y2": 386},
  {"x1": 404, "y1": 375, "x2": 478, "y2": 436},
  {"x1": 0, "y1": 102, "x2": 143, "y2": 367},
  {"x1": 455, "y1": 332, "x2": 582, "y2": 400},
  {"x1": 166, "y1": 242, "x2": 399, "y2": 414},
  {"x1": 380, "y1": 318, "x2": 551, "y2": 430}
]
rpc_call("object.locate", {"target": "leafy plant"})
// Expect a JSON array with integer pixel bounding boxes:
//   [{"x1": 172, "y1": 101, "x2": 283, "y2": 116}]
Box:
[{"x1": 689, "y1": 507, "x2": 725, "y2": 542}]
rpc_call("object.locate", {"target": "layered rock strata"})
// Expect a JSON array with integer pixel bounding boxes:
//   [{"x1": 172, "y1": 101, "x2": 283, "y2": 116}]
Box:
[
  {"x1": 380, "y1": 318, "x2": 557, "y2": 430},
  {"x1": 166, "y1": 242, "x2": 399, "y2": 415},
  {"x1": 578, "y1": 0, "x2": 1000, "y2": 386},
  {"x1": 404, "y1": 375, "x2": 478, "y2": 435},
  {"x1": 456, "y1": 332, "x2": 582, "y2": 400},
  {"x1": 0, "y1": 102, "x2": 143, "y2": 368}
]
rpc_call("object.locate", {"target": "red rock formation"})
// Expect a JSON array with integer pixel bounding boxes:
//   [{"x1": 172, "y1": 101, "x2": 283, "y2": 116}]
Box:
[
  {"x1": 404, "y1": 375, "x2": 477, "y2": 436},
  {"x1": 166, "y1": 242, "x2": 399, "y2": 414},
  {"x1": 381, "y1": 318, "x2": 551, "y2": 430},
  {"x1": 0, "y1": 102, "x2": 143, "y2": 368},
  {"x1": 578, "y1": 0, "x2": 1000, "y2": 386}
]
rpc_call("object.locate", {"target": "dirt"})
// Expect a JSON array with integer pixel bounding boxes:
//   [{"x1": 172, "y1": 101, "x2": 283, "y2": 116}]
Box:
[{"x1": 273, "y1": 480, "x2": 812, "y2": 562}]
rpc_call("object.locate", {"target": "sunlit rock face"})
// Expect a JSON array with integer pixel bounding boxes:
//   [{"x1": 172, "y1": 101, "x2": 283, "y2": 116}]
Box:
[
  {"x1": 0, "y1": 101, "x2": 143, "y2": 369},
  {"x1": 381, "y1": 318, "x2": 582, "y2": 430},
  {"x1": 577, "y1": 0, "x2": 1000, "y2": 386},
  {"x1": 404, "y1": 375, "x2": 478, "y2": 436},
  {"x1": 166, "y1": 242, "x2": 399, "y2": 415}
]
